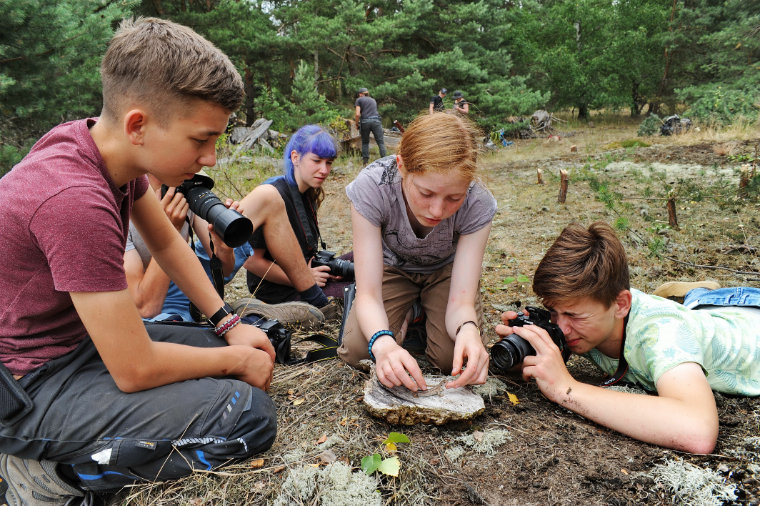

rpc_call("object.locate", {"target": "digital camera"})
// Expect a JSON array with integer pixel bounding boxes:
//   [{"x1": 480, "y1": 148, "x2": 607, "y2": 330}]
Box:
[
  {"x1": 242, "y1": 315, "x2": 292, "y2": 364},
  {"x1": 312, "y1": 250, "x2": 355, "y2": 281},
  {"x1": 490, "y1": 306, "x2": 570, "y2": 374},
  {"x1": 162, "y1": 174, "x2": 252, "y2": 248}
]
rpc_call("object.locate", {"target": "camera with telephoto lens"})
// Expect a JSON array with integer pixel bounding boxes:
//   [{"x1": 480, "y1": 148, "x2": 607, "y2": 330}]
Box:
[
  {"x1": 490, "y1": 306, "x2": 570, "y2": 374},
  {"x1": 312, "y1": 250, "x2": 355, "y2": 281},
  {"x1": 241, "y1": 315, "x2": 292, "y2": 364},
  {"x1": 161, "y1": 174, "x2": 253, "y2": 248}
]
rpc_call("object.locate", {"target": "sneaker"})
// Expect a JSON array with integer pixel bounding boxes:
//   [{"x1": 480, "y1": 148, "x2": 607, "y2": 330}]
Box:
[
  {"x1": 318, "y1": 297, "x2": 343, "y2": 322},
  {"x1": 231, "y1": 298, "x2": 324, "y2": 326},
  {"x1": 0, "y1": 454, "x2": 83, "y2": 505},
  {"x1": 653, "y1": 281, "x2": 721, "y2": 302}
]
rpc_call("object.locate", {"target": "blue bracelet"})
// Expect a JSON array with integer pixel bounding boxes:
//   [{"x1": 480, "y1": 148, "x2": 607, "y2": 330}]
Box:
[{"x1": 368, "y1": 330, "x2": 394, "y2": 362}]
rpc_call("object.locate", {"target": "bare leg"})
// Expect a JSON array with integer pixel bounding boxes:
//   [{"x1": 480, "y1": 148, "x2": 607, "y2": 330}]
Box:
[{"x1": 237, "y1": 185, "x2": 316, "y2": 292}]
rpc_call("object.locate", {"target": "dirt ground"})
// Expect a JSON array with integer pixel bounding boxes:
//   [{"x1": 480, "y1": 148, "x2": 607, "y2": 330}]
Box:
[{"x1": 124, "y1": 126, "x2": 760, "y2": 505}]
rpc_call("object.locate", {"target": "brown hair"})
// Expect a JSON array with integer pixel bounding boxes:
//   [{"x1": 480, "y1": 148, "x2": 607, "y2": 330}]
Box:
[
  {"x1": 100, "y1": 17, "x2": 243, "y2": 123},
  {"x1": 397, "y1": 112, "x2": 481, "y2": 180},
  {"x1": 533, "y1": 221, "x2": 630, "y2": 308}
]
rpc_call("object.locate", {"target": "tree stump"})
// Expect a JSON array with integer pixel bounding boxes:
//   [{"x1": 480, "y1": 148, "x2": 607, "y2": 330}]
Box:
[
  {"x1": 558, "y1": 169, "x2": 568, "y2": 203},
  {"x1": 667, "y1": 193, "x2": 679, "y2": 230},
  {"x1": 537, "y1": 168, "x2": 544, "y2": 184}
]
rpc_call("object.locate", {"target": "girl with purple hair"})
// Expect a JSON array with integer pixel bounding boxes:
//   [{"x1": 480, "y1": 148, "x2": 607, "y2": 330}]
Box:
[{"x1": 237, "y1": 125, "x2": 350, "y2": 315}]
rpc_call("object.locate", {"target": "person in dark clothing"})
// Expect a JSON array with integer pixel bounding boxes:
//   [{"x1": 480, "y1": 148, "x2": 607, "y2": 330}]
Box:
[
  {"x1": 452, "y1": 90, "x2": 469, "y2": 114},
  {"x1": 237, "y1": 125, "x2": 350, "y2": 320},
  {"x1": 429, "y1": 88, "x2": 447, "y2": 113},
  {"x1": 354, "y1": 87, "x2": 386, "y2": 166}
]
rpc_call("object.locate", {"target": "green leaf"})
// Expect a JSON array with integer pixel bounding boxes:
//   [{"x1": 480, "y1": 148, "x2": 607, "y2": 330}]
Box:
[
  {"x1": 383, "y1": 432, "x2": 410, "y2": 445},
  {"x1": 361, "y1": 453, "x2": 381, "y2": 475},
  {"x1": 377, "y1": 456, "x2": 401, "y2": 477},
  {"x1": 516, "y1": 274, "x2": 530, "y2": 283},
  {"x1": 502, "y1": 276, "x2": 516, "y2": 284}
]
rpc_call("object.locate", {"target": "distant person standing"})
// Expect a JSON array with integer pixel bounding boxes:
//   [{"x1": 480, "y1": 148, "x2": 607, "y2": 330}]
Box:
[
  {"x1": 429, "y1": 88, "x2": 447, "y2": 114},
  {"x1": 355, "y1": 87, "x2": 386, "y2": 166},
  {"x1": 452, "y1": 90, "x2": 469, "y2": 114}
]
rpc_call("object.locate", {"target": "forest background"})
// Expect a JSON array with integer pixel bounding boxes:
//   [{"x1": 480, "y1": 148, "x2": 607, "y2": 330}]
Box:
[{"x1": 2, "y1": 0, "x2": 760, "y2": 174}]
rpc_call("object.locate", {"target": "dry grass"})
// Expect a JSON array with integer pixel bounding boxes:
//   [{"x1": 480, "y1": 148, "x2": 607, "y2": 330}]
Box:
[{"x1": 118, "y1": 115, "x2": 760, "y2": 505}]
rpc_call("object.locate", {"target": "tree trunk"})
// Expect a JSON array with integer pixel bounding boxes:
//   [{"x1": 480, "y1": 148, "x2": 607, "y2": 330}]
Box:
[{"x1": 577, "y1": 104, "x2": 589, "y2": 120}]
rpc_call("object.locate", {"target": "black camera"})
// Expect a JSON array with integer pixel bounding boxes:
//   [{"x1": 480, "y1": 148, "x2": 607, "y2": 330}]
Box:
[
  {"x1": 490, "y1": 306, "x2": 570, "y2": 374},
  {"x1": 161, "y1": 174, "x2": 252, "y2": 248},
  {"x1": 241, "y1": 315, "x2": 292, "y2": 364},
  {"x1": 312, "y1": 250, "x2": 355, "y2": 281}
]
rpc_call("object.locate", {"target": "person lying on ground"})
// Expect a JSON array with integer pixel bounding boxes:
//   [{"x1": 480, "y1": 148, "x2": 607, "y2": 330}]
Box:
[
  {"x1": 337, "y1": 112, "x2": 497, "y2": 391},
  {"x1": 495, "y1": 221, "x2": 760, "y2": 454},
  {"x1": 0, "y1": 17, "x2": 277, "y2": 504},
  {"x1": 236, "y1": 124, "x2": 350, "y2": 321}
]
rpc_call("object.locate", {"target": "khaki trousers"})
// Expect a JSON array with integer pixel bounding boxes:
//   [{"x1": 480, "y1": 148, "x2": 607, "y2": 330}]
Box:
[{"x1": 337, "y1": 263, "x2": 486, "y2": 374}]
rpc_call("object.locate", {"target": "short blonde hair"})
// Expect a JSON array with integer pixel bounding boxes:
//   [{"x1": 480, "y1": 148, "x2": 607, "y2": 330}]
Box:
[
  {"x1": 398, "y1": 113, "x2": 482, "y2": 180},
  {"x1": 100, "y1": 17, "x2": 243, "y2": 123}
]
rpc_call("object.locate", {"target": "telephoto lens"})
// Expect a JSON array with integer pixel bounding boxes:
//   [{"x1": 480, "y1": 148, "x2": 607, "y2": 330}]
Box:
[{"x1": 170, "y1": 174, "x2": 253, "y2": 248}]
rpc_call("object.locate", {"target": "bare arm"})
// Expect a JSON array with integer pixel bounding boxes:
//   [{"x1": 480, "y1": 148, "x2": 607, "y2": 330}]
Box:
[
  {"x1": 131, "y1": 190, "x2": 276, "y2": 359},
  {"x1": 70, "y1": 289, "x2": 273, "y2": 392},
  {"x1": 355, "y1": 105, "x2": 361, "y2": 125},
  {"x1": 509, "y1": 323, "x2": 719, "y2": 453},
  {"x1": 351, "y1": 205, "x2": 427, "y2": 391},
  {"x1": 445, "y1": 224, "x2": 491, "y2": 388},
  {"x1": 123, "y1": 249, "x2": 171, "y2": 318},
  {"x1": 192, "y1": 214, "x2": 236, "y2": 277}
]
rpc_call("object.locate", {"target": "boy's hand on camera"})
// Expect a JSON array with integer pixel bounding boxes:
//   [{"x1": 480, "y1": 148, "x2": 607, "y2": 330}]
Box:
[
  {"x1": 225, "y1": 324, "x2": 276, "y2": 362},
  {"x1": 513, "y1": 325, "x2": 574, "y2": 402},
  {"x1": 495, "y1": 308, "x2": 531, "y2": 338},
  {"x1": 448, "y1": 329, "x2": 489, "y2": 388},
  {"x1": 374, "y1": 338, "x2": 428, "y2": 392}
]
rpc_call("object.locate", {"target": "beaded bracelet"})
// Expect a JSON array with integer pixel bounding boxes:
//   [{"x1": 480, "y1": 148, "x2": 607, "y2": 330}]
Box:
[
  {"x1": 214, "y1": 313, "x2": 241, "y2": 337},
  {"x1": 368, "y1": 330, "x2": 394, "y2": 362}
]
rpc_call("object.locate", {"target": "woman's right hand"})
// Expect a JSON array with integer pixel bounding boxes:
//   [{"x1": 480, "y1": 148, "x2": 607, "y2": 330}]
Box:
[
  {"x1": 308, "y1": 258, "x2": 331, "y2": 287},
  {"x1": 372, "y1": 337, "x2": 428, "y2": 391}
]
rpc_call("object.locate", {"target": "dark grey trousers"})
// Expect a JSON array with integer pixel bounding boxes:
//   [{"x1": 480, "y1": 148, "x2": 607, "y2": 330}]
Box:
[
  {"x1": 0, "y1": 323, "x2": 276, "y2": 491},
  {"x1": 360, "y1": 118, "x2": 387, "y2": 160}
]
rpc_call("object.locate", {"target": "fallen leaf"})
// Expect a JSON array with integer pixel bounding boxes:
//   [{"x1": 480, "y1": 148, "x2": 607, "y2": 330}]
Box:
[
  {"x1": 507, "y1": 392, "x2": 520, "y2": 405},
  {"x1": 292, "y1": 398, "x2": 305, "y2": 406},
  {"x1": 272, "y1": 465, "x2": 286, "y2": 473},
  {"x1": 385, "y1": 442, "x2": 397, "y2": 453},
  {"x1": 319, "y1": 450, "x2": 337, "y2": 465},
  {"x1": 316, "y1": 434, "x2": 328, "y2": 445},
  {"x1": 249, "y1": 458, "x2": 265, "y2": 469},
  {"x1": 383, "y1": 432, "x2": 410, "y2": 444},
  {"x1": 621, "y1": 468, "x2": 629, "y2": 475},
  {"x1": 377, "y1": 456, "x2": 401, "y2": 477}
]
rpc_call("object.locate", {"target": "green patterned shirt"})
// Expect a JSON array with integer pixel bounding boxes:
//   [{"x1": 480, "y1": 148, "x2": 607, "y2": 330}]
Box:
[{"x1": 584, "y1": 289, "x2": 760, "y2": 395}]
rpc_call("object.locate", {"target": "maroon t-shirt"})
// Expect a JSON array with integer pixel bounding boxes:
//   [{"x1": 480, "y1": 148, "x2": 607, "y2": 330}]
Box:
[{"x1": 0, "y1": 118, "x2": 149, "y2": 375}]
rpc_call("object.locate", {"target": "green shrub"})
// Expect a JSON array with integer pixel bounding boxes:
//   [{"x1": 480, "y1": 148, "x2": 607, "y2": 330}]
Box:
[{"x1": 637, "y1": 114, "x2": 661, "y2": 136}]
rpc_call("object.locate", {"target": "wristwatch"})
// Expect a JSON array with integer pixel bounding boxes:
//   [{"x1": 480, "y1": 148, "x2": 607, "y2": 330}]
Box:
[{"x1": 208, "y1": 303, "x2": 235, "y2": 327}]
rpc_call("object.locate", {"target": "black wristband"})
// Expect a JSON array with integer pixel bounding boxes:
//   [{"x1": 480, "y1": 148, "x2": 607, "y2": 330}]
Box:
[{"x1": 208, "y1": 303, "x2": 235, "y2": 327}]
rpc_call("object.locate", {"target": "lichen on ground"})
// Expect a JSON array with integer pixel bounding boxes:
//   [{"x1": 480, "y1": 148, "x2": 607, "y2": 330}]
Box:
[
  {"x1": 648, "y1": 459, "x2": 737, "y2": 505},
  {"x1": 273, "y1": 462, "x2": 381, "y2": 506}
]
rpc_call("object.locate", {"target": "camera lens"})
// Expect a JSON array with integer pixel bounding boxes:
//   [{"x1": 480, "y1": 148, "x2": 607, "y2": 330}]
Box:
[
  {"x1": 184, "y1": 187, "x2": 253, "y2": 247},
  {"x1": 490, "y1": 334, "x2": 535, "y2": 373},
  {"x1": 331, "y1": 258, "x2": 355, "y2": 280}
]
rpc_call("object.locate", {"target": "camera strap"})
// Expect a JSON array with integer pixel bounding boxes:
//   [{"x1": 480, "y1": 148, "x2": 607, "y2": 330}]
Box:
[
  {"x1": 598, "y1": 315, "x2": 629, "y2": 387},
  {"x1": 287, "y1": 181, "x2": 325, "y2": 255},
  {"x1": 186, "y1": 222, "x2": 225, "y2": 323}
]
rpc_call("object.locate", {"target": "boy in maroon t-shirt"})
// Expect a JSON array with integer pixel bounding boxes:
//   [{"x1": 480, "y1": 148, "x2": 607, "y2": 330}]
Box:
[{"x1": 0, "y1": 18, "x2": 278, "y2": 504}]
